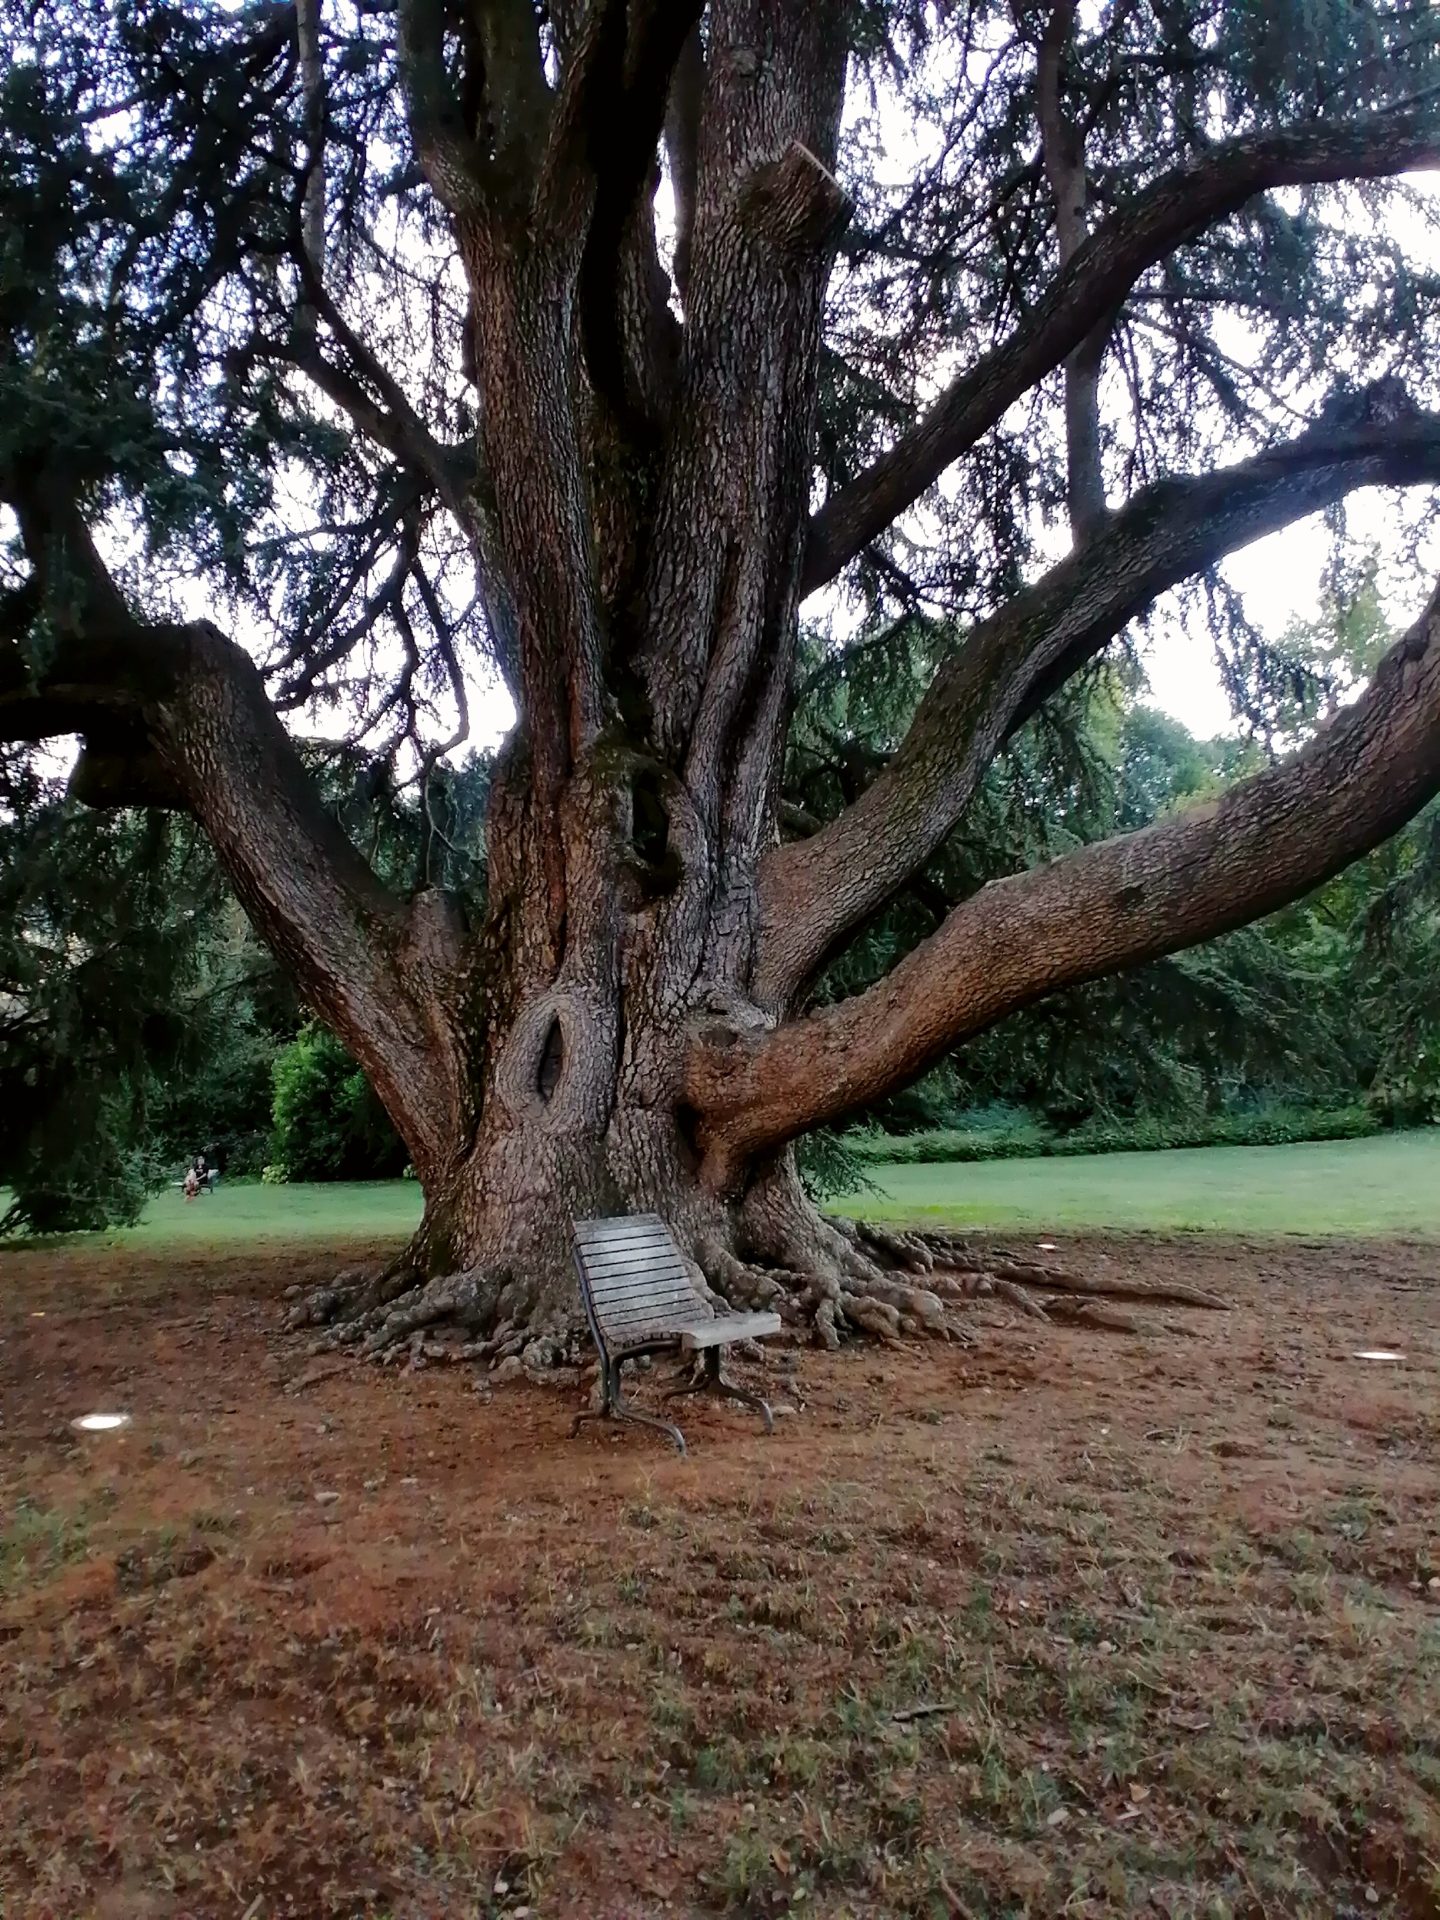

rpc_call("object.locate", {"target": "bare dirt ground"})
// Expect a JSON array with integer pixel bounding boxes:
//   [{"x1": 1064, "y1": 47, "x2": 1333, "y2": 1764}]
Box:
[{"x1": 2, "y1": 1232, "x2": 1438, "y2": 1920}]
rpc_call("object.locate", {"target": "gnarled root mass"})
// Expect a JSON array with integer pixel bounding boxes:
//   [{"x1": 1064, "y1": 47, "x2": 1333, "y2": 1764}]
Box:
[{"x1": 282, "y1": 1177, "x2": 1227, "y2": 1383}]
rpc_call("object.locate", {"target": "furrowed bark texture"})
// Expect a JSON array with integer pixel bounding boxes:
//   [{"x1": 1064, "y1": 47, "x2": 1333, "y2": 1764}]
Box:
[{"x1": 8, "y1": 6, "x2": 1440, "y2": 1364}]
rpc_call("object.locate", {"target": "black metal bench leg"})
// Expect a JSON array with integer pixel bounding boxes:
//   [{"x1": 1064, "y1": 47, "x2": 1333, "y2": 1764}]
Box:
[
  {"x1": 663, "y1": 1348, "x2": 774, "y2": 1434},
  {"x1": 714, "y1": 1378, "x2": 775, "y2": 1434},
  {"x1": 572, "y1": 1358, "x2": 687, "y2": 1456},
  {"x1": 610, "y1": 1395, "x2": 688, "y2": 1455},
  {"x1": 662, "y1": 1362, "x2": 712, "y2": 1400},
  {"x1": 571, "y1": 1357, "x2": 616, "y2": 1436}
]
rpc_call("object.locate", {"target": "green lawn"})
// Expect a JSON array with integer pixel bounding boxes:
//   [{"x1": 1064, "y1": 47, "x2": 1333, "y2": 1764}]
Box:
[
  {"x1": 9, "y1": 1128, "x2": 1440, "y2": 1250},
  {"x1": 52, "y1": 1178, "x2": 427, "y2": 1249},
  {"x1": 836, "y1": 1127, "x2": 1440, "y2": 1235}
]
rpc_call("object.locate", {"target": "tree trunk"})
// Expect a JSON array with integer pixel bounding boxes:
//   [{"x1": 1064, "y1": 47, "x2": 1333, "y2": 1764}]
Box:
[{"x1": 288, "y1": 736, "x2": 971, "y2": 1360}]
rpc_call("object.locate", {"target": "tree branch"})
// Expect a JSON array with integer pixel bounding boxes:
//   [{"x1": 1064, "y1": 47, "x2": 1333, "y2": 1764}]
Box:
[
  {"x1": 664, "y1": 22, "x2": 704, "y2": 301},
  {"x1": 698, "y1": 574, "x2": 1440, "y2": 1181},
  {"x1": 294, "y1": 0, "x2": 327, "y2": 344},
  {"x1": 1034, "y1": 0, "x2": 1108, "y2": 539},
  {"x1": 472, "y1": 0, "x2": 551, "y2": 188},
  {"x1": 283, "y1": 267, "x2": 519, "y2": 688},
  {"x1": 397, "y1": 0, "x2": 487, "y2": 216},
  {"x1": 1, "y1": 459, "x2": 469, "y2": 1180},
  {"x1": 802, "y1": 108, "x2": 1440, "y2": 594},
  {"x1": 759, "y1": 396, "x2": 1440, "y2": 1008},
  {"x1": 545, "y1": 0, "x2": 705, "y2": 423}
]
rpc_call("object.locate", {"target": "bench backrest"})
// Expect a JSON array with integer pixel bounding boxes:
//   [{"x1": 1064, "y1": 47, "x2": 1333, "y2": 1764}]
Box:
[{"x1": 572, "y1": 1214, "x2": 713, "y2": 1354}]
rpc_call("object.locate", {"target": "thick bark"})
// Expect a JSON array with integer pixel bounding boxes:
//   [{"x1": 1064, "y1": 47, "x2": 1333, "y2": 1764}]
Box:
[
  {"x1": 1035, "y1": 0, "x2": 1107, "y2": 541},
  {"x1": 289, "y1": 751, "x2": 987, "y2": 1357}
]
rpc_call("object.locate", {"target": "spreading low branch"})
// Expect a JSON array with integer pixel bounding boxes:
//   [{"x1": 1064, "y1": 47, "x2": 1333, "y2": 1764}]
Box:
[
  {"x1": 0, "y1": 457, "x2": 468, "y2": 1180},
  {"x1": 758, "y1": 398, "x2": 1440, "y2": 1008},
  {"x1": 696, "y1": 576, "x2": 1440, "y2": 1182},
  {"x1": 802, "y1": 109, "x2": 1440, "y2": 594}
]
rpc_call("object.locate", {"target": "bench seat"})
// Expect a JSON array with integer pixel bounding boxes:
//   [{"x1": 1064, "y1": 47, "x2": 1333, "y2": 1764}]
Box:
[{"x1": 678, "y1": 1312, "x2": 782, "y2": 1351}]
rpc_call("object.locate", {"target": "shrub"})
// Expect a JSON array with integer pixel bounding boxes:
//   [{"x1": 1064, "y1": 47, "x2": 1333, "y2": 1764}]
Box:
[
  {"x1": 846, "y1": 1114, "x2": 1055, "y2": 1164},
  {"x1": 268, "y1": 1026, "x2": 406, "y2": 1181},
  {"x1": 0, "y1": 1107, "x2": 161, "y2": 1236},
  {"x1": 842, "y1": 1104, "x2": 1381, "y2": 1165}
]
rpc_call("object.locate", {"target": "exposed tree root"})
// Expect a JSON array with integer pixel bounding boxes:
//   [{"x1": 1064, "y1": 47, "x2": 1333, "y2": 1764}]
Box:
[
  {"x1": 280, "y1": 1195, "x2": 1228, "y2": 1377},
  {"x1": 990, "y1": 1277, "x2": 1053, "y2": 1322},
  {"x1": 1003, "y1": 1267, "x2": 1228, "y2": 1312},
  {"x1": 1045, "y1": 1299, "x2": 1142, "y2": 1334}
]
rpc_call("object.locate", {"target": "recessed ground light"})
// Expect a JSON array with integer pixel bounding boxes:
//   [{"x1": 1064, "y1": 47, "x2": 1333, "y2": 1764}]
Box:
[
  {"x1": 1037, "y1": 1241, "x2": 1057, "y2": 1251},
  {"x1": 72, "y1": 1413, "x2": 132, "y2": 1432},
  {"x1": 1353, "y1": 1350, "x2": 1405, "y2": 1363}
]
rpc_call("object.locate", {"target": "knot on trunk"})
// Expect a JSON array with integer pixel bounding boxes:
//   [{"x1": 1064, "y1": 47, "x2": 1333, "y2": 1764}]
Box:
[
  {"x1": 743, "y1": 140, "x2": 852, "y2": 261},
  {"x1": 490, "y1": 988, "x2": 611, "y2": 1128}
]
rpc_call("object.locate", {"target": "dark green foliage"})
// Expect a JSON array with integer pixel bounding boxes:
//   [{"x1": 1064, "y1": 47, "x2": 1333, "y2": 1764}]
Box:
[
  {"x1": 0, "y1": 743, "x2": 492, "y2": 1230},
  {"x1": 796, "y1": 1128, "x2": 877, "y2": 1204},
  {"x1": 267, "y1": 1026, "x2": 406, "y2": 1183},
  {"x1": 0, "y1": 759, "x2": 271, "y2": 1232},
  {"x1": 2, "y1": 1102, "x2": 160, "y2": 1236}
]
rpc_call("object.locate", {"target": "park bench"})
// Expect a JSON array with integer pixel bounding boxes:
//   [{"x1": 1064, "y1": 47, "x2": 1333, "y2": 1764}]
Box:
[{"x1": 571, "y1": 1214, "x2": 782, "y2": 1455}]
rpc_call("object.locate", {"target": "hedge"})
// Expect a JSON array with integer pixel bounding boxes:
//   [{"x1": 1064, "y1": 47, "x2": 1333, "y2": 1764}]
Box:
[{"x1": 844, "y1": 1104, "x2": 1381, "y2": 1166}]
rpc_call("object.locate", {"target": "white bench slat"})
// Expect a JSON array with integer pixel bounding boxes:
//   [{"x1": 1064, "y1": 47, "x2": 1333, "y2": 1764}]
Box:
[
  {"x1": 600, "y1": 1303, "x2": 705, "y2": 1334},
  {"x1": 574, "y1": 1219, "x2": 706, "y2": 1341},
  {"x1": 576, "y1": 1236, "x2": 675, "y2": 1260},
  {"x1": 586, "y1": 1266, "x2": 695, "y2": 1291},
  {"x1": 578, "y1": 1231, "x2": 683, "y2": 1256},
  {"x1": 600, "y1": 1298, "x2": 703, "y2": 1331},
  {"x1": 679, "y1": 1312, "x2": 782, "y2": 1351},
  {"x1": 574, "y1": 1215, "x2": 671, "y2": 1247},
  {"x1": 581, "y1": 1250, "x2": 692, "y2": 1279},
  {"x1": 587, "y1": 1281, "x2": 695, "y2": 1308}
]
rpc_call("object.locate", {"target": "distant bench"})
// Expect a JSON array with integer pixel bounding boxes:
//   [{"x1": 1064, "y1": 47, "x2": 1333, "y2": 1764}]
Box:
[
  {"x1": 173, "y1": 1169, "x2": 219, "y2": 1194},
  {"x1": 571, "y1": 1214, "x2": 782, "y2": 1455}
]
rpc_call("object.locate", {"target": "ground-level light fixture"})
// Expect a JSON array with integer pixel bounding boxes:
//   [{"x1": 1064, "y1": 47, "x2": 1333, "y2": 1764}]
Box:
[{"x1": 72, "y1": 1412, "x2": 132, "y2": 1432}]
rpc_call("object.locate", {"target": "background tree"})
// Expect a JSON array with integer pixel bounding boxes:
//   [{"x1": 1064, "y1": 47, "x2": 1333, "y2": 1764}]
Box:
[
  {"x1": 0, "y1": 769, "x2": 268, "y2": 1231},
  {"x1": 4, "y1": 0, "x2": 1440, "y2": 1350},
  {"x1": 0, "y1": 746, "x2": 493, "y2": 1222},
  {"x1": 789, "y1": 573, "x2": 1440, "y2": 1146}
]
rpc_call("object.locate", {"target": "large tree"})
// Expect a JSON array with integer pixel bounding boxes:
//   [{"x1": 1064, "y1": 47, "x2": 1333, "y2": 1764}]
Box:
[{"x1": 4, "y1": 0, "x2": 1440, "y2": 1351}]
